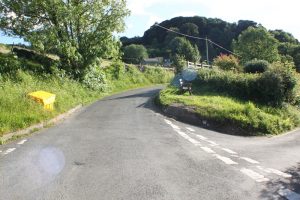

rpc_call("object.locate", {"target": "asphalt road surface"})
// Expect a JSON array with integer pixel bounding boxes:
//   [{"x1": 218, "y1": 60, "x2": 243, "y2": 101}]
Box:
[{"x1": 1, "y1": 86, "x2": 300, "y2": 200}]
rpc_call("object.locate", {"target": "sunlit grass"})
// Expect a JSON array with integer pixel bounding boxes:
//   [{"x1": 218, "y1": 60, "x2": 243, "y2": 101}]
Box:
[{"x1": 159, "y1": 86, "x2": 300, "y2": 135}]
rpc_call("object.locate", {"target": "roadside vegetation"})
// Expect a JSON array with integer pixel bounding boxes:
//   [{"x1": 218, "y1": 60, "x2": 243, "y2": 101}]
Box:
[
  {"x1": 0, "y1": 53, "x2": 173, "y2": 137},
  {"x1": 157, "y1": 26, "x2": 300, "y2": 136}
]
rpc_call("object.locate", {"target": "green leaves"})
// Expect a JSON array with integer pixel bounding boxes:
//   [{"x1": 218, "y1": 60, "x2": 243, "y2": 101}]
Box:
[
  {"x1": 0, "y1": 0, "x2": 130, "y2": 76},
  {"x1": 122, "y1": 44, "x2": 148, "y2": 64},
  {"x1": 169, "y1": 37, "x2": 201, "y2": 63},
  {"x1": 233, "y1": 27, "x2": 280, "y2": 64}
]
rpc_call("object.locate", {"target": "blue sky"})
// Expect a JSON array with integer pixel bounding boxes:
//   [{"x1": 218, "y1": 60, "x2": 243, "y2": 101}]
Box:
[{"x1": 1, "y1": 0, "x2": 299, "y2": 44}]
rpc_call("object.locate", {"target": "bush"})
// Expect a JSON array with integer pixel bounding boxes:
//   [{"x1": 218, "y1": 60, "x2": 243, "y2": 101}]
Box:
[
  {"x1": 244, "y1": 59, "x2": 269, "y2": 73},
  {"x1": 259, "y1": 62, "x2": 297, "y2": 106},
  {"x1": 195, "y1": 62, "x2": 297, "y2": 106},
  {"x1": 82, "y1": 64, "x2": 108, "y2": 91},
  {"x1": 213, "y1": 54, "x2": 241, "y2": 72},
  {"x1": 0, "y1": 54, "x2": 21, "y2": 74}
]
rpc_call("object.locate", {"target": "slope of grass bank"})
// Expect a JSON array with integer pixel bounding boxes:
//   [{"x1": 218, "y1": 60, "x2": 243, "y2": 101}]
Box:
[
  {"x1": 0, "y1": 65, "x2": 173, "y2": 137},
  {"x1": 158, "y1": 86, "x2": 300, "y2": 135}
]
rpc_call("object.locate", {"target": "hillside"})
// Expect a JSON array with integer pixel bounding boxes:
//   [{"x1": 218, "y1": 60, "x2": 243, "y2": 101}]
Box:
[{"x1": 121, "y1": 16, "x2": 300, "y2": 69}]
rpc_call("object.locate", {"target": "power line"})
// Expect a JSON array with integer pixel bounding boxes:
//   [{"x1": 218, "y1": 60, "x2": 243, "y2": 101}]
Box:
[
  {"x1": 154, "y1": 23, "x2": 241, "y2": 58},
  {"x1": 154, "y1": 23, "x2": 207, "y2": 40}
]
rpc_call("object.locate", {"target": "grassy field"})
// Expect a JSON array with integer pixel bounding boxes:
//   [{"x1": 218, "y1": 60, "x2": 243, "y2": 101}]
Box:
[
  {"x1": 0, "y1": 64, "x2": 173, "y2": 137},
  {"x1": 158, "y1": 86, "x2": 300, "y2": 135}
]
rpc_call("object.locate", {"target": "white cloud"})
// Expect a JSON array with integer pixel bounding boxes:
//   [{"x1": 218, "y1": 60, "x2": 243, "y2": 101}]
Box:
[
  {"x1": 146, "y1": 15, "x2": 163, "y2": 29},
  {"x1": 125, "y1": 0, "x2": 300, "y2": 39},
  {"x1": 172, "y1": 11, "x2": 198, "y2": 18}
]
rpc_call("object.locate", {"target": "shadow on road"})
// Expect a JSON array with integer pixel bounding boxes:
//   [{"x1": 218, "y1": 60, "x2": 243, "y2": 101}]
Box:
[
  {"x1": 104, "y1": 89, "x2": 162, "y2": 101},
  {"x1": 260, "y1": 163, "x2": 300, "y2": 199}
]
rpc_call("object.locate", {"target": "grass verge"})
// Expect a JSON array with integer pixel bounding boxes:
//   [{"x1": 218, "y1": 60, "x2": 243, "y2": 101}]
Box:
[
  {"x1": 158, "y1": 86, "x2": 300, "y2": 135},
  {"x1": 0, "y1": 65, "x2": 173, "y2": 137}
]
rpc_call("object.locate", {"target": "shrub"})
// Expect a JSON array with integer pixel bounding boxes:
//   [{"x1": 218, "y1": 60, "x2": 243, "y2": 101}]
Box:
[
  {"x1": 213, "y1": 54, "x2": 241, "y2": 72},
  {"x1": 259, "y1": 61, "x2": 297, "y2": 106},
  {"x1": 82, "y1": 64, "x2": 108, "y2": 91},
  {"x1": 195, "y1": 63, "x2": 297, "y2": 106},
  {"x1": 244, "y1": 59, "x2": 269, "y2": 73},
  {"x1": 0, "y1": 54, "x2": 21, "y2": 74}
]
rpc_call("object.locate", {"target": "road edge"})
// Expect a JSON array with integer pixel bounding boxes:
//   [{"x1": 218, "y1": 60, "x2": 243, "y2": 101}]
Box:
[{"x1": 0, "y1": 105, "x2": 82, "y2": 144}]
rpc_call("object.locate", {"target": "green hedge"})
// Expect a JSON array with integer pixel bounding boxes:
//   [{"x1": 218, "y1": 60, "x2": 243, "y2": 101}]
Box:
[
  {"x1": 244, "y1": 60, "x2": 269, "y2": 73},
  {"x1": 194, "y1": 63, "x2": 297, "y2": 106}
]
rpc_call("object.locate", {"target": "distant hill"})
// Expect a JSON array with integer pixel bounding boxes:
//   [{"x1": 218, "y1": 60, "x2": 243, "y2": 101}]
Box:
[{"x1": 121, "y1": 16, "x2": 300, "y2": 68}]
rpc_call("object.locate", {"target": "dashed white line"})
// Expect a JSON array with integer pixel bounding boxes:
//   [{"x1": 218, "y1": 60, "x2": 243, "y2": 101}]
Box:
[
  {"x1": 186, "y1": 127, "x2": 195, "y2": 132},
  {"x1": 240, "y1": 157, "x2": 259, "y2": 164},
  {"x1": 221, "y1": 148, "x2": 237, "y2": 154},
  {"x1": 207, "y1": 140, "x2": 218, "y2": 146},
  {"x1": 278, "y1": 188, "x2": 300, "y2": 200},
  {"x1": 170, "y1": 124, "x2": 180, "y2": 130},
  {"x1": 17, "y1": 139, "x2": 27, "y2": 145},
  {"x1": 240, "y1": 168, "x2": 269, "y2": 182},
  {"x1": 193, "y1": 134, "x2": 208, "y2": 141},
  {"x1": 174, "y1": 130, "x2": 201, "y2": 145},
  {"x1": 257, "y1": 166, "x2": 292, "y2": 178},
  {"x1": 201, "y1": 147, "x2": 215, "y2": 154},
  {"x1": 214, "y1": 154, "x2": 238, "y2": 165},
  {"x1": 4, "y1": 148, "x2": 16, "y2": 155},
  {"x1": 164, "y1": 119, "x2": 173, "y2": 125}
]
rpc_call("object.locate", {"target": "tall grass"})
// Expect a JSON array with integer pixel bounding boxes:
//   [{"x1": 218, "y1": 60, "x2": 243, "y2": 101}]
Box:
[{"x1": 0, "y1": 63, "x2": 174, "y2": 137}]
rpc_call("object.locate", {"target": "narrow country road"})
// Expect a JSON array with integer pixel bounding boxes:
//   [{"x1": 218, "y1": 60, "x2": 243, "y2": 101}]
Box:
[{"x1": 1, "y1": 86, "x2": 300, "y2": 200}]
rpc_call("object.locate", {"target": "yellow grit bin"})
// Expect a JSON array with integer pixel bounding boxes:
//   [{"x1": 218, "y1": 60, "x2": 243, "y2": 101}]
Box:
[{"x1": 28, "y1": 91, "x2": 56, "y2": 111}]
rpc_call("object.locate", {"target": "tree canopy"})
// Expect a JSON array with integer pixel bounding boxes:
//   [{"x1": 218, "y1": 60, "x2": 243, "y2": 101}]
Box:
[
  {"x1": 122, "y1": 44, "x2": 148, "y2": 64},
  {"x1": 0, "y1": 0, "x2": 130, "y2": 77},
  {"x1": 168, "y1": 37, "x2": 200, "y2": 63},
  {"x1": 233, "y1": 27, "x2": 280, "y2": 63}
]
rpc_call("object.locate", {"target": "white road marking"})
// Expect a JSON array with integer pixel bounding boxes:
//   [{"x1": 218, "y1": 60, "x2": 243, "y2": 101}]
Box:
[
  {"x1": 4, "y1": 148, "x2": 16, "y2": 155},
  {"x1": 164, "y1": 119, "x2": 173, "y2": 125},
  {"x1": 174, "y1": 130, "x2": 201, "y2": 145},
  {"x1": 221, "y1": 148, "x2": 237, "y2": 154},
  {"x1": 214, "y1": 154, "x2": 238, "y2": 165},
  {"x1": 278, "y1": 189, "x2": 300, "y2": 200},
  {"x1": 240, "y1": 157, "x2": 259, "y2": 164},
  {"x1": 17, "y1": 139, "x2": 27, "y2": 145},
  {"x1": 201, "y1": 147, "x2": 215, "y2": 154},
  {"x1": 207, "y1": 140, "x2": 218, "y2": 146},
  {"x1": 170, "y1": 124, "x2": 180, "y2": 130},
  {"x1": 0, "y1": 150, "x2": 2, "y2": 153},
  {"x1": 240, "y1": 168, "x2": 269, "y2": 182},
  {"x1": 257, "y1": 166, "x2": 292, "y2": 178},
  {"x1": 194, "y1": 134, "x2": 208, "y2": 141},
  {"x1": 186, "y1": 127, "x2": 195, "y2": 132}
]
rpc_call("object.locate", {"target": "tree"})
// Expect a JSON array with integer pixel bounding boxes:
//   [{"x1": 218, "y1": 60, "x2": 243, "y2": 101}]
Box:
[
  {"x1": 180, "y1": 23, "x2": 199, "y2": 36},
  {"x1": 122, "y1": 44, "x2": 148, "y2": 64},
  {"x1": 233, "y1": 27, "x2": 280, "y2": 63},
  {"x1": 169, "y1": 37, "x2": 200, "y2": 63},
  {"x1": 0, "y1": 0, "x2": 130, "y2": 77}
]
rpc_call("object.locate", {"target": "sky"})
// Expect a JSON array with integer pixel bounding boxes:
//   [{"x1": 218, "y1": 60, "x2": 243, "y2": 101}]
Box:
[
  {"x1": 121, "y1": 0, "x2": 300, "y2": 40},
  {"x1": 1, "y1": 0, "x2": 299, "y2": 44}
]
